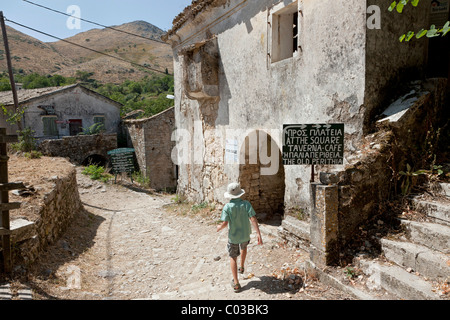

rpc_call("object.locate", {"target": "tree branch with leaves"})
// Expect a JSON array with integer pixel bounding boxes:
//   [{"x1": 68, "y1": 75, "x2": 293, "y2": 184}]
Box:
[{"x1": 389, "y1": 0, "x2": 450, "y2": 42}]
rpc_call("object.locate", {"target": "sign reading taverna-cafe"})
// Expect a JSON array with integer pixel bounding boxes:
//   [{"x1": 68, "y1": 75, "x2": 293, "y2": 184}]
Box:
[{"x1": 282, "y1": 124, "x2": 344, "y2": 165}]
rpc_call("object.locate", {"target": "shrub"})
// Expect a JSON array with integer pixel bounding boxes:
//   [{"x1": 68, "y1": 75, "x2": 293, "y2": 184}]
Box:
[
  {"x1": 82, "y1": 165, "x2": 112, "y2": 183},
  {"x1": 24, "y1": 150, "x2": 42, "y2": 159},
  {"x1": 10, "y1": 128, "x2": 36, "y2": 153}
]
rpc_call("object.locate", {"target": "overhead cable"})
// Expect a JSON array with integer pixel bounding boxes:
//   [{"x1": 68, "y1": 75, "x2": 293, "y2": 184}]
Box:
[
  {"x1": 4, "y1": 18, "x2": 172, "y2": 76},
  {"x1": 22, "y1": 0, "x2": 168, "y2": 44}
]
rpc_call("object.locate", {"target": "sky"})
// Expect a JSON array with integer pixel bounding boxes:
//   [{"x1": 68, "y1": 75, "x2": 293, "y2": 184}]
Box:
[{"x1": 1, "y1": 0, "x2": 192, "y2": 42}]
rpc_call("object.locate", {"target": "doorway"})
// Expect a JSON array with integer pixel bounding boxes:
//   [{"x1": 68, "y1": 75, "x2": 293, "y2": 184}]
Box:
[
  {"x1": 239, "y1": 130, "x2": 285, "y2": 224},
  {"x1": 69, "y1": 119, "x2": 83, "y2": 136},
  {"x1": 427, "y1": 1, "x2": 450, "y2": 78}
]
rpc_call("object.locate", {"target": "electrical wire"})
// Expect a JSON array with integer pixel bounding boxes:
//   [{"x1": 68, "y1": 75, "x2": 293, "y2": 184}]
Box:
[
  {"x1": 22, "y1": 0, "x2": 168, "y2": 45},
  {"x1": 4, "y1": 18, "x2": 172, "y2": 76}
]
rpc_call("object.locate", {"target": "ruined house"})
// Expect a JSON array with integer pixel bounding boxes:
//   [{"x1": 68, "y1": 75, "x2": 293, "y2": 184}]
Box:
[
  {"x1": 124, "y1": 107, "x2": 177, "y2": 191},
  {"x1": 163, "y1": 0, "x2": 449, "y2": 264},
  {"x1": 0, "y1": 83, "x2": 122, "y2": 140}
]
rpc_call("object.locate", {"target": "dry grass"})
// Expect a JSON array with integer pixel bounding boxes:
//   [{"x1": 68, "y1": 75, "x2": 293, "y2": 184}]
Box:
[{"x1": 7, "y1": 154, "x2": 75, "y2": 222}]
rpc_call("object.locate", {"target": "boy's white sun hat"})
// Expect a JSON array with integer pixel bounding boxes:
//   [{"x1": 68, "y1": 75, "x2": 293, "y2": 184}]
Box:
[{"x1": 224, "y1": 182, "x2": 245, "y2": 199}]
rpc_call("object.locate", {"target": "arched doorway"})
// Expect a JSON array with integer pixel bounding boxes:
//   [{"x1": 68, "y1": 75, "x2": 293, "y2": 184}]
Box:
[
  {"x1": 239, "y1": 130, "x2": 285, "y2": 224},
  {"x1": 82, "y1": 154, "x2": 107, "y2": 167}
]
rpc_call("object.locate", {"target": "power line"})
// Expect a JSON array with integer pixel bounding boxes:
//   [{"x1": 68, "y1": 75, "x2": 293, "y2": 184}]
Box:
[
  {"x1": 22, "y1": 0, "x2": 168, "y2": 45},
  {"x1": 4, "y1": 18, "x2": 172, "y2": 76}
]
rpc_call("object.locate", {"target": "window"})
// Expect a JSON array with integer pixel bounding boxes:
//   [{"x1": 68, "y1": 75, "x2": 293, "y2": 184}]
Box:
[
  {"x1": 42, "y1": 116, "x2": 58, "y2": 136},
  {"x1": 93, "y1": 115, "x2": 105, "y2": 126},
  {"x1": 271, "y1": 1, "x2": 299, "y2": 63}
]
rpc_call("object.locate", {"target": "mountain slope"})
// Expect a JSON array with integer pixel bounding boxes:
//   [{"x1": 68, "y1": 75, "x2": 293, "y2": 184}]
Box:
[
  {"x1": 0, "y1": 25, "x2": 72, "y2": 75},
  {"x1": 0, "y1": 21, "x2": 173, "y2": 83}
]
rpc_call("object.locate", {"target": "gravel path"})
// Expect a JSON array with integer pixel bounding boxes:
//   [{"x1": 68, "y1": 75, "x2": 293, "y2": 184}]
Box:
[{"x1": 26, "y1": 168, "x2": 353, "y2": 300}]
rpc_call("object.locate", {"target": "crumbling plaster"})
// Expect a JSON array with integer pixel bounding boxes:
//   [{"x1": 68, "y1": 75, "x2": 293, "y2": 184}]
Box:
[
  {"x1": 166, "y1": 0, "x2": 429, "y2": 212},
  {"x1": 21, "y1": 85, "x2": 121, "y2": 139}
]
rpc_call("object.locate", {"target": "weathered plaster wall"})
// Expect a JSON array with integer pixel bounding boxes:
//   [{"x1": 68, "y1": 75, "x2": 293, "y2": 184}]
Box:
[
  {"x1": 22, "y1": 85, "x2": 121, "y2": 139},
  {"x1": 168, "y1": 0, "x2": 367, "y2": 211},
  {"x1": 124, "y1": 107, "x2": 177, "y2": 191}
]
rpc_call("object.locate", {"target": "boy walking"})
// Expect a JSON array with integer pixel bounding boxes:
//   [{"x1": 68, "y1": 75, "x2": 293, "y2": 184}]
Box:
[{"x1": 216, "y1": 182, "x2": 263, "y2": 292}]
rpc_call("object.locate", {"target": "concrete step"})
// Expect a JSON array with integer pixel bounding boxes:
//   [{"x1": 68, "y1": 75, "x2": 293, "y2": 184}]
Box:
[
  {"x1": 381, "y1": 238, "x2": 450, "y2": 280},
  {"x1": 437, "y1": 182, "x2": 450, "y2": 198},
  {"x1": 400, "y1": 219, "x2": 450, "y2": 254},
  {"x1": 304, "y1": 260, "x2": 389, "y2": 300},
  {"x1": 357, "y1": 259, "x2": 444, "y2": 300},
  {"x1": 0, "y1": 283, "x2": 32, "y2": 300},
  {"x1": 0, "y1": 284, "x2": 12, "y2": 300},
  {"x1": 412, "y1": 198, "x2": 450, "y2": 225},
  {"x1": 277, "y1": 215, "x2": 310, "y2": 249}
]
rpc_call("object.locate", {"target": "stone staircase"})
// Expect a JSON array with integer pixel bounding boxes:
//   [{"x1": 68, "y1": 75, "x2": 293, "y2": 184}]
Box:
[
  {"x1": 355, "y1": 181, "x2": 450, "y2": 300},
  {"x1": 277, "y1": 182, "x2": 450, "y2": 300}
]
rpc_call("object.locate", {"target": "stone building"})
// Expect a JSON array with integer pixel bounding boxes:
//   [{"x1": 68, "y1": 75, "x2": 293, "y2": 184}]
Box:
[
  {"x1": 0, "y1": 83, "x2": 122, "y2": 140},
  {"x1": 163, "y1": 0, "x2": 448, "y2": 218},
  {"x1": 123, "y1": 107, "x2": 177, "y2": 191}
]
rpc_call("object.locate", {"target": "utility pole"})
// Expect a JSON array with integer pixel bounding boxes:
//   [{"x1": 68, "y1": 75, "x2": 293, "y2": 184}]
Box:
[{"x1": 0, "y1": 11, "x2": 22, "y2": 130}]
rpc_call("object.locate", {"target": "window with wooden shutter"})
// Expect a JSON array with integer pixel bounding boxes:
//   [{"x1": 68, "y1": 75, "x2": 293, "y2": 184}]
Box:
[{"x1": 42, "y1": 116, "x2": 58, "y2": 136}]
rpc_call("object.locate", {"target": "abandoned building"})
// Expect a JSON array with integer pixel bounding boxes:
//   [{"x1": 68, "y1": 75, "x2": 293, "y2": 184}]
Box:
[
  {"x1": 163, "y1": 0, "x2": 449, "y2": 269},
  {"x1": 123, "y1": 107, "x2": 177, "y2": 191},
  {"x1": 0, "y1": 83, "x2": 122, "y2": 140}
]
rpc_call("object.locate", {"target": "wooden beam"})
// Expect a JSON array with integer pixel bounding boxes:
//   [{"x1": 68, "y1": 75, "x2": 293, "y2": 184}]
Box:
[
  {"x1": 0, "y1": 227, "x2": 11, "y2": 236},
  {"x1": 0, "y1": 135, "x2": 18, "y2": 144},
  {"x1": 0, "y1": 182, "x2": 25, "y2": 191},
  {"x1": 0, "y1": 202, "x2": 21, "y2": 211}
]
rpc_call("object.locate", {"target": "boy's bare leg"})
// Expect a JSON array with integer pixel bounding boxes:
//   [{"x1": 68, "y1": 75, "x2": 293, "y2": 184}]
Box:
[
  {"x1": 230, "y1": 257, "x2": 239, "y2": 285},
  {"x1": 240, "y1": 247, "x2": 247, "y2": 270}
]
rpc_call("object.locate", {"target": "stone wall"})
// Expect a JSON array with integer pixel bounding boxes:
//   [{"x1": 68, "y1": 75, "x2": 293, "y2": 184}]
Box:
[
  {"x1": 7, "y1": 167, "x2": 82, "y2": 267},
  {"x1": 39, "y1": 133, "x2": 117, "y2": 165},
  {"x1": 335, "y1": 78, "x2": 448, "y2": 260},
  {"x1": 280, "y1": 78, "x2": 448, "y2": 267},
  {"x1": 124, "y1": 107, "x2": 177, "y2": 191}
]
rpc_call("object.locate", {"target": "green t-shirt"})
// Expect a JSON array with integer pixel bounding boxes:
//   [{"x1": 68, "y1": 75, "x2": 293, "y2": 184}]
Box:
[{"x1": 220, "y1": 198, "x2": 256, "y2": 244}]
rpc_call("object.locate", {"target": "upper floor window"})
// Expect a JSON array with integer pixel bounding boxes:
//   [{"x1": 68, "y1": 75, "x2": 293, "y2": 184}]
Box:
[{"x1": 271, "y1": 1, "x2": 299, "y2": 63}]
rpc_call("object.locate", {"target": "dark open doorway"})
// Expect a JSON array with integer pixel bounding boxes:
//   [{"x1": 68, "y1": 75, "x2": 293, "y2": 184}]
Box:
[
  {"x1": 82, "y1": 154, "x2": 107, "y2": 167},
  {"x1": 239, "y1": 130, "x2": 285, "y2": 225},
  {"x1": 427, "y1": 1, "x2": 450, "y2": 79}
]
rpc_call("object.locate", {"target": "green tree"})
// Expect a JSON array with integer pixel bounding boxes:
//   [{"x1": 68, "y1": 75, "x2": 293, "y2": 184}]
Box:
[
  {"x1": 0, "y1": 78, "x2": 11, "y2": 91},
  {"x1": 389, "y1": 0, "x2": 450, "y2": 42}
]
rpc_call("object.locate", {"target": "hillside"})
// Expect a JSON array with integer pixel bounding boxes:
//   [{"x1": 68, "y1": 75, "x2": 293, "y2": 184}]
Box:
[
  {"x1": 0, "y1": 21, "x2": 173, "y2": 83},
  {"x1": 0, "y1": 25, "x2": 72, "y2": 75}
]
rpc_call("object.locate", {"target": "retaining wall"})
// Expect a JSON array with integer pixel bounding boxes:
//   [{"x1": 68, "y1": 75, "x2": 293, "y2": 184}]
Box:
[{"x1": 7, "y1": 166, "x2": 82, "y2": 267}]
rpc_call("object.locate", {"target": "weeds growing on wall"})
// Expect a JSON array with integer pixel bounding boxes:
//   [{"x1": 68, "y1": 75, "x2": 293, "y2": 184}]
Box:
[{"x1": 397, "y1": 123, "x2": 450, "y2": 195}]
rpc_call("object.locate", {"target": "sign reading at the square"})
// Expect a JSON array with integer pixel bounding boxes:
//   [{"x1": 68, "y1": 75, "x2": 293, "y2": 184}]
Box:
[
  {"x1": 107, "y1": 148, "x2": 136, "y2": 175},
  {"x1": 283, "y1": 124, "x2": 344, "y2": 165}
]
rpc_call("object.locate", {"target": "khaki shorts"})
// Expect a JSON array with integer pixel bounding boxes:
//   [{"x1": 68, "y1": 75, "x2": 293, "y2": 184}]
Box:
[{"x1": 227, "y1": 241, "x2": 250, "y2": 258}]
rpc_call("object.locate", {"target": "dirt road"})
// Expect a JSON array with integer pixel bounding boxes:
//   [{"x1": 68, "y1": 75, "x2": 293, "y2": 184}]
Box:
[{"x1": 26, "y1": 167, "x2": 353, "y2": 300}]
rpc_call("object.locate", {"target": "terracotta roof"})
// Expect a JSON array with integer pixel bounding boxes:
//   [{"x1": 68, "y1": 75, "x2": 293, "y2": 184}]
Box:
[{"x1": 163, "y1": 0, "x2": 227, "y2": 40}]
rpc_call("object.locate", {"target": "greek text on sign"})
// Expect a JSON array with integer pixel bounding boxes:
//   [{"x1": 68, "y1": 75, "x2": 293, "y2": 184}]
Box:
[
  {"x1": 107, "y1": 148, "x2": 135, "y2": 174},
  {"x1": 282, "y1": 124, "x2": 344, "y2": 165}
]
